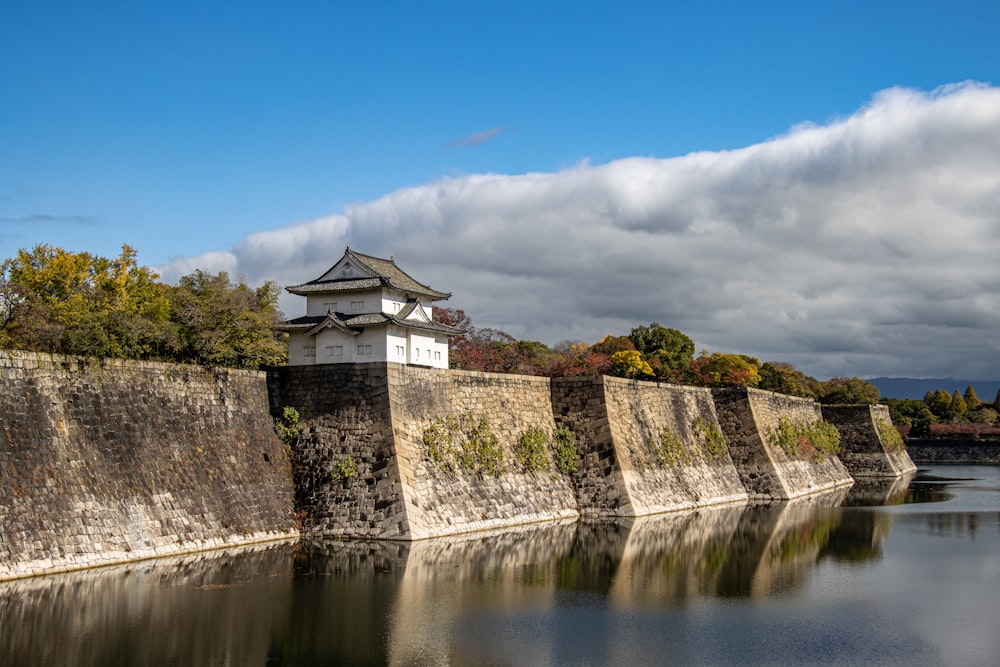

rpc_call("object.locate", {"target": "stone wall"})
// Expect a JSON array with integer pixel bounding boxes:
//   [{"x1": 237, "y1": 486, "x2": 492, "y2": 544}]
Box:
[
  {"x1": 268, "y1": 363, "x2": 579, "y2": 539},
  {"x1": 905, "y1": 440, "x2": 1000, "y2": 464},
  {"x1": 713, "y1": 387, "x2": 853, "y2": 499},
  {"x1": 821, "y1": 404, "x2": 917, "y2": 476},
  {"x1": 266, "y1": 363, "x2": 408, "y2": 538},
  {"x1": 387, "y1": 365, "x2": 579, "y2": 538},
  {"x1": 0, "y1": 351, "x2": 297, "y2": 581},
  {"x1": 551, "y1": 376, "x2": 748, "y2": 516}
]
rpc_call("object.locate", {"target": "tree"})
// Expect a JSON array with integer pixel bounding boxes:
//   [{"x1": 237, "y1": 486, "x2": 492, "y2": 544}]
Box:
[
  {"x1": 964, "y1": 385, "x2": 982, "y2": 409},
  {"x1": 610, "y1": 350, "x2": 655, "y2": 379},
  {"x1": 0, "y1": 244, "x2": 173, "y2": 358},
  {"x1": 685, "y1": 352, "x2": 761, "y2": 388},
  {"x1": 951, "y1": 390, "x2": 968, "y2": 417},
  {"x1": 881, "y1": 398, "x2": 938, "y2": 434},
  {"x1": 759, "y1": 362, "x2": 820, "y2": 399},
  {"x1": 432, "y1": 307, "x2": 472, "y2": 351},
  {"x1": 925, "y1": 389, "x2": 954, "y2": 418},
  {"x1": 628, "y1": 323, "x2": 695, "y2": 378},
  {"x1": 591, "y1": 335, "x2": 635, "y2": 357},
  {"x1": 545, "y1": 341, "x2": 613, "y2": 377},
  {"x1": 171, "y1": 270, "x2": 286, "y2": 368},
  {"x1": 819, "y1": 377, "x2": 880, "y2": 405}
]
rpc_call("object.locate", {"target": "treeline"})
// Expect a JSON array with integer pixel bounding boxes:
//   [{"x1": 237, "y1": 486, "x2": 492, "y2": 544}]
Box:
[
  {"x1": 1, "y1": 245, "x2": 285, "y2": 369},
  {"x1": 883, "y1": 385, "x2": 1000, "y2": 435},
  {"x1": 434, "y1": 309, "x2": 880, "y2": 404}
]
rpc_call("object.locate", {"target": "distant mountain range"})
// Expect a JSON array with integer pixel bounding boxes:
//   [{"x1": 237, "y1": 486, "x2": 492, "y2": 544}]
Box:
[{"x1": 868, "y1": 377, "x2": 1000, "y2": 401}]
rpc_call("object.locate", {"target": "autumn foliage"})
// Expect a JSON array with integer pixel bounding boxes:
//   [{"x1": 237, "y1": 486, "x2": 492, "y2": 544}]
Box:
[{"x1": 433, "y1": 308, "x2": 878, "y2": 401}]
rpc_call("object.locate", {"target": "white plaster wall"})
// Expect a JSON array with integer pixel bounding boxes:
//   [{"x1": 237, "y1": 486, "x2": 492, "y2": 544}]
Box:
[
  {"x1": 407, "y1": 331, "x2": 448, "y2": 369},
  {"x1": 306, "y1": 288, "x2": 381, "y2": 317},
  {"x1": 313, "y1": 329, "x2": 354, "y2": 364},
  {"x1": 382, "y1": 293, "x2": 407, "y2": 315},
  {"x1": 287, "y1": 332, "x2": 315, "y2": 366},
  {"x1": 386, "y1": 327, "x2": 408, "y2": 364}
]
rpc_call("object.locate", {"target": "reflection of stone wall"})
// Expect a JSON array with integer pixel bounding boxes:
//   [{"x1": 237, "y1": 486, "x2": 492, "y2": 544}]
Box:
[
  {"x1": 822, "y1": 404, "x2": 917, "y2": 476},
  {"x1": 713, "y1": 387, "x2": 854, "y2": 499},
  {"x1": 0, "y1": 543, "x2": 296, "y2": 666},
  {"x1": 0, "y1": 351, "x2": 297, "y2": 581}
]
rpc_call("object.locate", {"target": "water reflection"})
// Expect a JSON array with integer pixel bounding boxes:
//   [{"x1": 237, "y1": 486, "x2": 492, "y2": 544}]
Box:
[{"x1": 3, "y1": 468, "x2": 999, "y2": 666}]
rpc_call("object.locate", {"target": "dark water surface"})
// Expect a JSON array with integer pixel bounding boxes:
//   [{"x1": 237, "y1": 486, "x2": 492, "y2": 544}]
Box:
[{"x1": 3, "y1": 465, "x2": 999, "y2": 666}]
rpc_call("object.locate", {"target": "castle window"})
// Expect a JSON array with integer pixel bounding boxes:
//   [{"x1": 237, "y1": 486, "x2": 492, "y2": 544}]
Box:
[
  {"x1": 323, "y1": 302, "x2": 337, "y2": 312},
  {"x1": 303, "y1": 345, "x2": 316, "y2": 358},
  {"x1": 351, "y1": 300, "x2": 365, "y2": 312},
  {"x1": 357, "y1": 344, "x2": 372, "y2": 356}
]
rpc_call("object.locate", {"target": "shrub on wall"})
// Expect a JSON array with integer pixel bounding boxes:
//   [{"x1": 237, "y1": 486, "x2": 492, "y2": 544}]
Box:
[
  {"x1": 876, "y1": 417, "x2": 906, "y2": 453},
  {"x1": 650, "y1": 427, "x2": 691, "y2": 467},
  {"x1": 332, "y1": 455, "x2": 356, "y2": 483},
  {"x1": 552, "y1": 426, "x2": 579, "y2": 474},
  {"x1": 515, "y1": 427, "x2": 550, "y2": 472},
  {"x1": 274, "y1": 406, "x2": 301, "y2": 444},
  {"x1": 692, "y1": 416, "x2": 728, "y2": 461},
  {"x1": 421, "y1": 413, "x2": 504, "y2": 477},
  {"x1": 422, "y1": 415, "x2": 460, "y2": 471},
  {"x1": 768, "y1": 416, "x2": 841, "y2": 462}
]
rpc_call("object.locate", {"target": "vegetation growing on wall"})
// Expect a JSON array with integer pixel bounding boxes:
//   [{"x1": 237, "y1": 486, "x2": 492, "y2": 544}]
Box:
[
  {"x1": 649, "y1": 427, "x2": 691, "y2": 467},
  {"x1": 332, "y1": 456, "x2": 356, "y2": 482},
  {"x1": 274, "y1": 406, "x2": 301, "y2": 444},
  {"x1": 768, "y1": 416, "x2": 841, "y2": 462},
  {"x1": 515, "y1": 427, "x2": 550, "y2": 472},
  {"x1": 421, "y1": 413, "x2": 504, "y2": 477},
  {"x1": 692, "y1": 416, "x2": 728, "y2": 461},
  {"x1": 552, "y1": 426, "x2": 579, "y2": 474},
  {"x1": 875, "y1": 416, "x2": 906, "y2": 453}
]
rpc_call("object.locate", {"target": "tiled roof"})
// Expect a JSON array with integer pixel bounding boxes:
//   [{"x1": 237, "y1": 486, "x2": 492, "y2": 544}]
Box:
[
  {"x1": 278, "y1": 311, "x2": 465, "y2": 336},
  {"x1": 286, "y1": 247, "x2": 451, "y2": 299}
]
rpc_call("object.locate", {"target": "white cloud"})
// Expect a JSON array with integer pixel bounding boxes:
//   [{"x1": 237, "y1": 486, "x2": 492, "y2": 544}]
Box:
[{"x1": 157, "y1": 82, "x2": 1000, "y2": 380}]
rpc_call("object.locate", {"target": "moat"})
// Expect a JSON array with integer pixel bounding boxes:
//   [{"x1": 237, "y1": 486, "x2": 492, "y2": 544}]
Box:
[{"x1": 2, "y1": 464, "x2": 998, "y2": 667}]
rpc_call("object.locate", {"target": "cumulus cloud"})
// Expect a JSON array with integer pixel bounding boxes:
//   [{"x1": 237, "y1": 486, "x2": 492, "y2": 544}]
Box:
[{"x1": 157, "y1": 82, "x2": 1000, "y2": 380}]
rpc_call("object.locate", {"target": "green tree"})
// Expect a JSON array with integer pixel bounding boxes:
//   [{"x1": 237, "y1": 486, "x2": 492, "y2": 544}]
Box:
[
  {"x1": 819, "y1": 377, "x2": 880, "y2": 405},
  {"x1": 0, "y1": 244, "x2": 173, "y2": 358},
  {"x1": 628, "y1": 323, "x2": 694, "y2": 378},
  {"x1": 759, "y1": 362, "x2": 820, "y2": 399},
  {"x1": 591, "y1": 334, "x2": 636, "y2": 357},
  {"x1": 925, "y1": 389, "x2": 954, "y2": 418},
  {"x1": 951, "y1": 390, "x2": 968, "y2": 417},
  {"x1": 881, "y1": 398, "x2": 938, "y2": 434},
  {"x1": 171, "y1": 270, "x2": 286, "y2": 368},
  {"x1": 963, "y1": 385, "x2": 982, "y2": 409}
]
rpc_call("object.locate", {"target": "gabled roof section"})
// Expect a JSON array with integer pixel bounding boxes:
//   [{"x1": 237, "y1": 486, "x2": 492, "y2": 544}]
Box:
[{"x1": 286, "y1": 247, "x2": 452, "y2": 300}]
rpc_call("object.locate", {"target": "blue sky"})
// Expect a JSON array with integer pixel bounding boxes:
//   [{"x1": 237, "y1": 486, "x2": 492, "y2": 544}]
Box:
[{"x1": 2, "y1": 1, "x2": 999, "y2": 379}]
